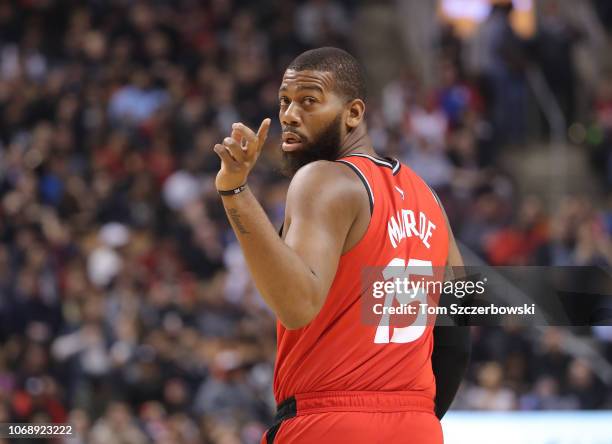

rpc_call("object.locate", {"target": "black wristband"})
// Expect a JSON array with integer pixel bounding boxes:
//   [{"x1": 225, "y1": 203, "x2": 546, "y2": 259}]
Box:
[{"x1": 218, "y1": 183, "x2": 247, "y2": 196}]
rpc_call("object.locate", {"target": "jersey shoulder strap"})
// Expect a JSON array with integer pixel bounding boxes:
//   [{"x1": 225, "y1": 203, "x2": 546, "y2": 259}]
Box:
[{"x1": 335, "y1": 154, "x2": 401, "y2": 215}]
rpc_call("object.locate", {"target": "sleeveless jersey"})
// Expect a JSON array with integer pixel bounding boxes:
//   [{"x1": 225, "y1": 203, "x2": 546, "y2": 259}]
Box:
[{"x1": 273, "y1": 154, "x2": 450, "y2": 403}]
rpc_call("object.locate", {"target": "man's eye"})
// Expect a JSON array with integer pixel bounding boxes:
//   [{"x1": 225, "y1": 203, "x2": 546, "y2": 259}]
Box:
[
  {"x1": 279, "y1": 97, "x2": 290, "y2": 106},
  {"x1": 303, "y1": 97, "x2": 316, "y2": 105}
]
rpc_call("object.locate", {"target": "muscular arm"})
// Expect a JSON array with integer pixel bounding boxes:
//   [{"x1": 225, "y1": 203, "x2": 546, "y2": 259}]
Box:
[
  {"x1": 220, "y1": 161, "x2": 363, "y2": 329},
  {"x1": 432, "y1": 199, "x2": 471, "y2": 419}
]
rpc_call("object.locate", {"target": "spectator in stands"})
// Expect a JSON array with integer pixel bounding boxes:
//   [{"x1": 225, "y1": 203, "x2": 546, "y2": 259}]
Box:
[
  {"x1": 529, "y1": 0, "x2": 582, "y2": 126},
  {"x1": 466, "y1": 0, "x2": 529, "y2": 145},
  {"x1": 461, "y1": 361, "x2": 516, "y2": 410}
]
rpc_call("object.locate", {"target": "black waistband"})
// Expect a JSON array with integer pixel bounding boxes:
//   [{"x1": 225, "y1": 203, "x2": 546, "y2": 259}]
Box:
[{"x1": 266, "y1": 396, "x2": 297, "y2": 444}]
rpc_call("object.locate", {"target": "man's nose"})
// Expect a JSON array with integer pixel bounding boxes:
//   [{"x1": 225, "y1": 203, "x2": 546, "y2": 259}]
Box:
[{"x1": 281, "y1": 102, "x2": 300, "y2": 127}]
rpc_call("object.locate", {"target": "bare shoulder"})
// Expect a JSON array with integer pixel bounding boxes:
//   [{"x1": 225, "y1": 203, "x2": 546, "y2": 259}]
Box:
[{"x1": 286, "y1": 160, "x2": 365, "y2": 209}]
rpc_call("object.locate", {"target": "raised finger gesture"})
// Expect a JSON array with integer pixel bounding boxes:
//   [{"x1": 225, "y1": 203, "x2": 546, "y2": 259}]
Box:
[{"x1": 213, "y1": 118, "x2": 271, "y2": 192}]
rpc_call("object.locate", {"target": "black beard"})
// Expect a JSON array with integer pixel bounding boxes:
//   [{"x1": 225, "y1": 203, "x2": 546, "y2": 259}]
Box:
[{"x1": 280, "y1": 114, "x2": 342, "y2": 177}]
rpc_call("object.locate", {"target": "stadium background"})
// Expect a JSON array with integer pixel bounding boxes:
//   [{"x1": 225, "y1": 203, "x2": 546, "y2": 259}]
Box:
[{"x1": 0, "y1": 0, "x2": 612, "y2": 442}]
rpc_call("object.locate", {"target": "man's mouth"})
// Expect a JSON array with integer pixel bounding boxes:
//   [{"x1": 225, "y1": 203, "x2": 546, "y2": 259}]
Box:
[{"x1": 282, "y1": 132, "x2": 304, "y2": 151}]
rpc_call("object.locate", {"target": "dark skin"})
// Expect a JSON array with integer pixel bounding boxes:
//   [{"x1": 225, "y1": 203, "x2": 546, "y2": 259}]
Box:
[
  {"x1": 278, "y1": 70, "x2": 373, "y2": 160},
  {"x1": 277, "y1": 69, "x2": 373, "y2": 252},
  {"x1": 213, "y1": 68, "x2": 464, "y2": 329}
]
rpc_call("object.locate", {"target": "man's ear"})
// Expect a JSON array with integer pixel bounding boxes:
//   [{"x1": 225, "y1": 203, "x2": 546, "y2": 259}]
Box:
[{"x1": 345, "y1": 99, "x2": 365, "y2": 129}]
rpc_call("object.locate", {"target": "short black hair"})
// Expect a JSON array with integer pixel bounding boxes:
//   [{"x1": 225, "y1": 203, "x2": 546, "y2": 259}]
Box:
[{"x1": 287, "y1": 47, "x2": 367, "y2": 102}]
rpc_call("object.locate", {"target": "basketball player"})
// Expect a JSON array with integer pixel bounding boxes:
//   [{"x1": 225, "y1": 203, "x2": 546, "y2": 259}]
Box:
[{"x1": 213, "y1": 48, "x2": 470, "y2": 443}]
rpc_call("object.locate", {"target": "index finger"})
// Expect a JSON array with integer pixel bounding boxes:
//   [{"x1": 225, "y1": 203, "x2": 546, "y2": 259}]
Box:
[{"x1": 256, "y1": 118, "x2": 271, "y2": 152}]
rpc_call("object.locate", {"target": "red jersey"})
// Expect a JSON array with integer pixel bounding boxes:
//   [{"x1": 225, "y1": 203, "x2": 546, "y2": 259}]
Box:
[{"x1": 273, "y1": 154, "x2": 450, "y2": 404}]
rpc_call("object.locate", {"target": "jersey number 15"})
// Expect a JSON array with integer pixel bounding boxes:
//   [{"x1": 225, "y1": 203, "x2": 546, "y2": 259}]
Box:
[{"x1": 374, "y1": 258, "x2": 433, "y2": 344}]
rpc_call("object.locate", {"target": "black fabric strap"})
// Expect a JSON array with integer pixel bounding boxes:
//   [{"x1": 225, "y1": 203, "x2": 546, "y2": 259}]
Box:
[
  {"x1": 218, "y1": 183, "x2": 247, "y2": 196},
  {"x1": 266, "y1": 396, "x2": 297, "y2": 443}
]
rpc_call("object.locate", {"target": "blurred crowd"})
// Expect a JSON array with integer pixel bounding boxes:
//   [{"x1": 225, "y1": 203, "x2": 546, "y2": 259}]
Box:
[{"x1": 0, "y1": 0, "x2": 612, "y2": 443}]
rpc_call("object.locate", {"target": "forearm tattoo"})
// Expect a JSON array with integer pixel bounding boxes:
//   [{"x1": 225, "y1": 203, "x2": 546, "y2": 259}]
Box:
[{"x1": 227, "y1": 208, "x2": 250, "y2": 234}]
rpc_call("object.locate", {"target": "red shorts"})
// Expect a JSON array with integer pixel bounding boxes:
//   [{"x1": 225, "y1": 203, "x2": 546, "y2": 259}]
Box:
[{"x1": 262, "y1": 391, "x2": 443, "y2": 444}]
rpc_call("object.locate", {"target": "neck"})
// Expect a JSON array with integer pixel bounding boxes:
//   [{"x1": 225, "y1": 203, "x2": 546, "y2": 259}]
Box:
[{"x1": 337, "y1": 122, "x2": 376, "y2": 159}]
